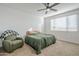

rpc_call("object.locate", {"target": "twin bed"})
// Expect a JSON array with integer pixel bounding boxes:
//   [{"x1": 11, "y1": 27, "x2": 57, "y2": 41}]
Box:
[{"x1": 25, "y1": 32, "x2": 56, "y2": 54}]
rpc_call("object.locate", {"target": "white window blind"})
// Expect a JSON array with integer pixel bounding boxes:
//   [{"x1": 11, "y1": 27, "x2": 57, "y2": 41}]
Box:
[
  {"x1": 54, "y1": 17, "x2": 66, "y2": 31},
  {"x1": 50, "y1": 14, "x2": 78, "y2": 31},
  {"x1": 51, "y1": 20, "x2": 54, "y2": 30},
  {"x1": 68, "y1": 14, "x2": 77, "y2": 31}
]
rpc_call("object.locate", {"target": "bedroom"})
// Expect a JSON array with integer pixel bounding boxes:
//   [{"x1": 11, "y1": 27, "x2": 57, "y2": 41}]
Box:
[{"x1": 0, "y1": 3, "x2": 79, "y2": 56}]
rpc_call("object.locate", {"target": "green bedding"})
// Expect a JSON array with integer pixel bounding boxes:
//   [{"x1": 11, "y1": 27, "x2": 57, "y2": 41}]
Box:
[{"x1": 25, "y1": 33, "x2": 56, "y2": 54}]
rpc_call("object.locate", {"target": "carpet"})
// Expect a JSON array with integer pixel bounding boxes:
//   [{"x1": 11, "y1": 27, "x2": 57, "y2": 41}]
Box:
[{"x1": 0, "y1": 40, "x2": 79, "y2": 56}]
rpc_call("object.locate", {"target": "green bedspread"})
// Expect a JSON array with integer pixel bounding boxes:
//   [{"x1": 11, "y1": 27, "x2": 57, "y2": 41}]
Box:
[{"x1": 25, "y1": 33, "x2": 56, "y2": 54}]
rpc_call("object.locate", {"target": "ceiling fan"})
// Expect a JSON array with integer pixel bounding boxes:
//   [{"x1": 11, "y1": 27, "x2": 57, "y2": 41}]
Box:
[{"x1": 37, "y1": 3, "x2": 60, "y2": 14}]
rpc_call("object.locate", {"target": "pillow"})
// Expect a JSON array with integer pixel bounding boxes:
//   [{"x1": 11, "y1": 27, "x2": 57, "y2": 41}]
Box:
[
  {"x1": 31, "y1": 31, "x2": 39, "y2": 35},
  {"x1": 26, "y1": 31, "x2": 32, "y2": 35},
  {"x1": 4, "y1": 35, "x2": 17, "y2": 40},
  {"x1": 26, "y1": 31, "x2": 40, "y2": 35},
  {"x1": 0, "y1": 30, "x2": 19, "y2": 40}
]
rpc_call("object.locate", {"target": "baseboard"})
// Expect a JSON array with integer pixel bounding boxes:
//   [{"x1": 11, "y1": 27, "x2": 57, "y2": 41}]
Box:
[{"x1": 58, "y1": 39, "x2": 79, "y2": 45}]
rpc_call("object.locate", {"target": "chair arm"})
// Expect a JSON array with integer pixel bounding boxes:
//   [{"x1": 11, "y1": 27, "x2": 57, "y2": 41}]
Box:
[
  {"x1": 2, "y1": 40, "x2": 13, "y2": 52},
  {"x1": 15, "y1": 37, "x2": 24, "y2": 46}
]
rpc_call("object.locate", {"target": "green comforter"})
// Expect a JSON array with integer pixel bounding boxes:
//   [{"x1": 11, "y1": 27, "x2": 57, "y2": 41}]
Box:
[{"x1": 25, "y1": 33, "x2": 56, "y2": 54}]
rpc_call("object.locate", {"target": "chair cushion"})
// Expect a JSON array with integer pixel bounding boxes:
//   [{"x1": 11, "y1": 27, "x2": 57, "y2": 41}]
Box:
[
  {"x1": 12, "y1": 40, "x2": 23, "y2": 49},
  {"x1": 3, "y1": 39, "x2": 23, "y2": 52},
  {"x1": 4, "y1": 35, "x2": 17, "y2": 40}
]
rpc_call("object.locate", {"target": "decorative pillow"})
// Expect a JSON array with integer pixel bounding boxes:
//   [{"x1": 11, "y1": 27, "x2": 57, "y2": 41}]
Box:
[
  {"x1": 31, "y1": 31, "x2": 39, "y2": 35},
  {"x1": 0, "y1": 30, "x2": 19, "y2": 40},
  {"x1": 26, "y1": 31, "x2": 40, "y2": 35}
]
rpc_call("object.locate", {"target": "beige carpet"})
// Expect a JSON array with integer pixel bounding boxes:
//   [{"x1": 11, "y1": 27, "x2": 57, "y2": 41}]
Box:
[{"x1": 0, "y1": 40, "x2": 79, "y2": 56}]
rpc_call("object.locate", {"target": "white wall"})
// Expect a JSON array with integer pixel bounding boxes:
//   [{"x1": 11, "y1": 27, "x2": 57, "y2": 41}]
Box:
[
  {"x1": 0, "y1": 5, "x2": 43, "y2": 47},
  {"x1": 44, "y1": 8, "x2": 79, "y2": 44}
]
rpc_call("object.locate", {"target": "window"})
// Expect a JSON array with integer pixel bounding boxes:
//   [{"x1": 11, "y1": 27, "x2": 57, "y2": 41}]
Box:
[
  {"x1": 50, "y1": 14, "x2": 78, "y2": 31},
  {"x1": 68, "y1": 14, "x2": 77, "y2": 31},
  {"x1": 51, "y1": 20, "x2": 54, "y2": 30},
  {"x1": 51, "y1": 17, "x2": 67, "y2": 31},
  {"x1": 54, "y1": 17, "x2": 67, "y2": 31}
]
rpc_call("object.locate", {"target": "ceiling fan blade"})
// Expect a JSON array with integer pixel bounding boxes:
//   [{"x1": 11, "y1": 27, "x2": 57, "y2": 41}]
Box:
[
  {"x1": 37, "y1": 8, "x2": 46, "y2": 11},
  {"x1": 45, "y1": 11, "x2": 48, "y2": 14},
  {"x1": 47, "y1": 3, "x2": 49, "y2": 7},
  {"x1": 42, "y1": 3, "x2": 47, "y2": 7},
  {"x1": 50, "y1": 8, "x2": 57, "y2": 11},
  {"x1": 42, "y1": 3, "x2": 49, "y2": 7},
  {"x1": 50, "y1": 3, "x2": 60, "y2": 8}
]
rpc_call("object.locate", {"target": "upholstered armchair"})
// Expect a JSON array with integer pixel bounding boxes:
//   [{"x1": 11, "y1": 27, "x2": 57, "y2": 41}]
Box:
[{"x1": 0, "y1": 30, "x2": 24, "y2": 52}]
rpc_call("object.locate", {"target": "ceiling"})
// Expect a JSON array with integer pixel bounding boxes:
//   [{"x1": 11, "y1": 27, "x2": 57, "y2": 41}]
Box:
[{"x1": 0, "y1": 3, "x2": 79, "y2": 17}]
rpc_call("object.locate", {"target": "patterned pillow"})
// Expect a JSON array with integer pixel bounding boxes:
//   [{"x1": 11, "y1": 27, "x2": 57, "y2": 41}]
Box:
[{"x1": 0, "y1": 30, "x2": 19, "y2": 40}]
